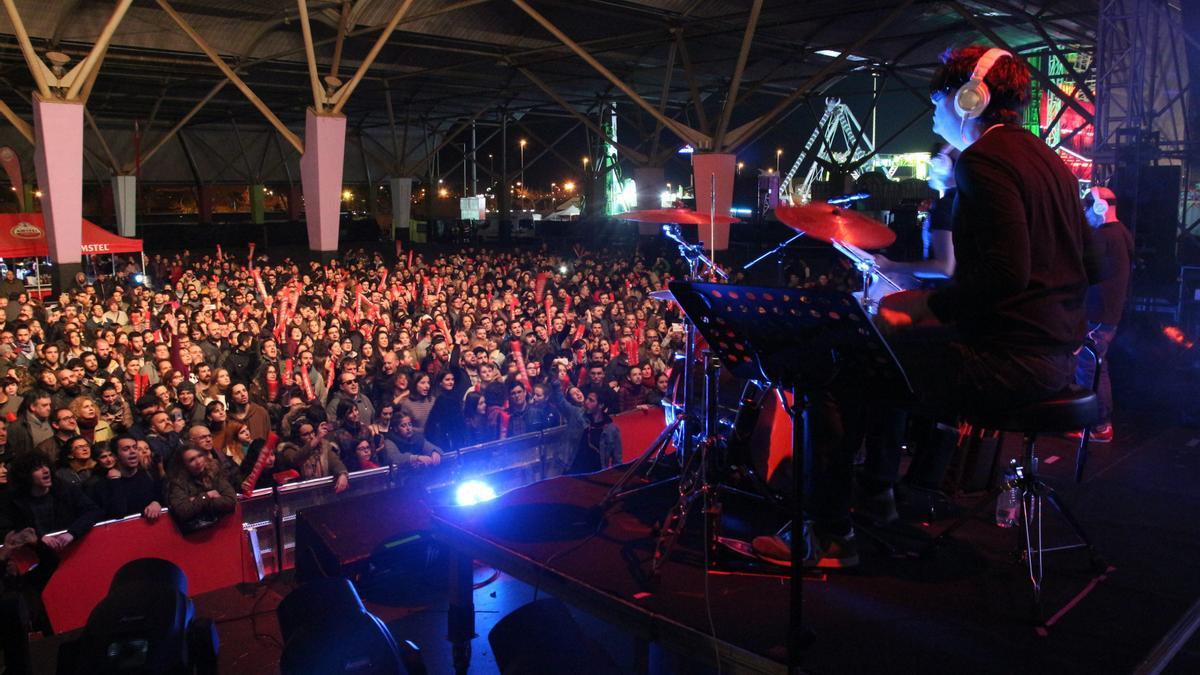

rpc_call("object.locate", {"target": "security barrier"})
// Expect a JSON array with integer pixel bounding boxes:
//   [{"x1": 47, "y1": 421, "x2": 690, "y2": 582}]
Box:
[{"x1": 14, "y1": 407, "x2": 667, "y2": 633}]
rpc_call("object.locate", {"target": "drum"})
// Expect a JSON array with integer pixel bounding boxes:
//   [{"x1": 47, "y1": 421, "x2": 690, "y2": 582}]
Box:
[{"x1": 724, "y1": 381, "x2": 794, "y2": 497}]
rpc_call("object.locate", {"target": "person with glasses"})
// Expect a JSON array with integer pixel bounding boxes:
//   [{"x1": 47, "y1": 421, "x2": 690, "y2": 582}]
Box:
[
  {"x1": 324, "y1": 372, "x2": 376, "y2": 427},
  {"x1": 53, "y1": 436, "x2": 100, "y2": 492},
  {"x1": 34, "y1": 407, "x2": 79, "y2": 461}
]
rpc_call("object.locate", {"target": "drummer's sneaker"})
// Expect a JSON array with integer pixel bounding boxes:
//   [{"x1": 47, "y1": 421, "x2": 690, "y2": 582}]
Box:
[
  {"x1": 1066, "y1": 423, "x2": 1114, "y2": 444},
  {"x1": 751, "y1": 526, "x2": 859, "y2": 569}
]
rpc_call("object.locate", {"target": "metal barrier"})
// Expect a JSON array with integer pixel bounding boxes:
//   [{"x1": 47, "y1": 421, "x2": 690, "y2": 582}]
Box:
[{"x1": 239, "y1": 425, "x2": 569, "y2": 580}]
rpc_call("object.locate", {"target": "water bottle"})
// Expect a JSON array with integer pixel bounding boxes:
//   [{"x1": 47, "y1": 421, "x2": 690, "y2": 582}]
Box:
[{"x1": 995, "y1": 460, "x2": 1022, "y2": 528}]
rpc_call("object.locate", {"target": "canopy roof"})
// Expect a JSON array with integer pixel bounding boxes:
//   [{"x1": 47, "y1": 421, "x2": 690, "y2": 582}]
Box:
[{"x1": 0, "y1": 214, "x2": 143, "y2": 258}]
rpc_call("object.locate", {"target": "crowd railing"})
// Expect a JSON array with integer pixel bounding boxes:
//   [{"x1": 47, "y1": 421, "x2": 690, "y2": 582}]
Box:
[{"x1": 14, "y1": 407, "x2": 665, "y2": 633}]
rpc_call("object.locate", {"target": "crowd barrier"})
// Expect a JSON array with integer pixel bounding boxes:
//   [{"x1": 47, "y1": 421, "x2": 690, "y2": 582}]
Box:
[{"x1": 16, "y1": 407, "x2": 666, "y2": 634}]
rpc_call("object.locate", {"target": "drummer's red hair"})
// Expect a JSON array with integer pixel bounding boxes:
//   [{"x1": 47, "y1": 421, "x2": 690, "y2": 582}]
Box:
[{"x1": 929, "y1": 45, "x2": 1031, "y2": 125}]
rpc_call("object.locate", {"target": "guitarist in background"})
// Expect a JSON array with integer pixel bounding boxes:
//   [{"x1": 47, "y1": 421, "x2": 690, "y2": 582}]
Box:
[{"x1": 874, "y1": 142, "x2": 960, "y2": 285}]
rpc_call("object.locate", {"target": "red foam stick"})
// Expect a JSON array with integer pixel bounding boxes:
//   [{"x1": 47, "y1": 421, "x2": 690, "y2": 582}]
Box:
[
  {"x1": 408, "y1": 250, "x2": 414, "y2": 268},
  {"x1": 534, "y1": 272, "x2": 548, "y2": 302},
  {"x1": 241, "y1": 445, "x2": 275, "y2": 496},
  {"x1": 299, "y1": 366, "x2": 315, "y2": 401}
]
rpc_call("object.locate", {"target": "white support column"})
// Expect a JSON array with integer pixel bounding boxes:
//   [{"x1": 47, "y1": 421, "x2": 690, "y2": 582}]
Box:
[
  {"x1": 390, "y1": 176, "x2": 413, "y2": 237},
  {"x1": 112, "y1": 174, "x2": 136, "y2": 236}
]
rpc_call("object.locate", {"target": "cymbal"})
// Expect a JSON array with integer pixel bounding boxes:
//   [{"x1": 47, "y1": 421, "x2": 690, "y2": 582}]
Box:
[
  {"x1": 614, "y1": 208, "x2": 740, "y2": 225},
  {"x1": 774, "y1": 203, "x2": 896, "y2": 249},
  {"x1": 648, "y1": 289, "x2": 675, "y2": 301}
]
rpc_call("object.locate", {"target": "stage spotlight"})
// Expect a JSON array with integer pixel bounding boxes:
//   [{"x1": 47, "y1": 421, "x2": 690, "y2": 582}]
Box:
[
  {"x1": 56, "y1": 558, "x2": 218, "y2": 675},
  {"x1": 455, "y1": 480, "x2": 497, "y2": 506},
  {"x1": 133, "y1": 273, "x2": 146, "y2": 284}
]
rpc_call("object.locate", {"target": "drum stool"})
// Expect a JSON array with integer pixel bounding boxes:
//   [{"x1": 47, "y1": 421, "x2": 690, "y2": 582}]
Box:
[{"x1": 929, "y1": 343, "x2": 1107, "y2": 622}]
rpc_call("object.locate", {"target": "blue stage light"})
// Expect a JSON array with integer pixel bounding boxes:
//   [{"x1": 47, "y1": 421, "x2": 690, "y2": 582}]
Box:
[
  {"x1": 134, "y1": 273, "x2": 146, "y2": 284},
  {"x1": 455, "y1": 480, "x2": 497, "y2": 506}
]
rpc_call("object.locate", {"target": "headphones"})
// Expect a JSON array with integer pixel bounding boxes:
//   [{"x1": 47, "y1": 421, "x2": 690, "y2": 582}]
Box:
[
  {"x1": 1089, "y1": 186, "x2": 1110, "y2": 216},
  {"x1": 954, "y1": 48, "x2": 1013, "y2": 119}
]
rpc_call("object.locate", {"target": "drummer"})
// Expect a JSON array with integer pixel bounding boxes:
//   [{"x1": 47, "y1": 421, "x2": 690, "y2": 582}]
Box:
[
  {"x1": 872, "y1": 142, "x2": 960, "y2": 283},
  {"x1": 752, "y1": 45, "x2": 1096, "y2": 569}
]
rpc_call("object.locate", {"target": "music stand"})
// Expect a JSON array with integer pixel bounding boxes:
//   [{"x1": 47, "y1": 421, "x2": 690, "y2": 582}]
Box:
[{"x1": 668, "y1": 280, "x2": 912, "y2": 667}]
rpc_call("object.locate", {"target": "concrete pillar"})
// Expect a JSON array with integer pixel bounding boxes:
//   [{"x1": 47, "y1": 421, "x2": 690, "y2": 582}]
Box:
[
  {"x1": 633, "y1": 166, "x2": 665, "y2": 235},
  {"x1": 197, "y1": 185, "x2": 213, "y2": 224},
  {"x1": 287, "y1": 184, "x2": 302, "y2": 222},
  {"x1": 691, "y1": 153, "x2": 736, "y2": 251},
  {"x1": 250, "y1": 183, "x2": 265, "y2": 225},
  {"x1": 112, "y1": 174, "x2": 137, "y2": 236},
  {"x1": 299, "y1": 109, "x2": 347, "y2": 252},
  {"x1": 32, "y1": 96, "x2": 84, "y2": 291},
  {"x1": 389, "y1": 177, "x2": 412, "y2": 239}
]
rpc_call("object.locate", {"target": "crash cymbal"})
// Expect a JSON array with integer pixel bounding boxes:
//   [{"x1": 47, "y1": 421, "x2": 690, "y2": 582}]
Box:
[
  {"x1": 614, "y1": 208, "x2": 740, "y2": 225},
  {"x1": 649, "y1": 289, "x2": 676, "y2": 301},
  {"x1": 774, "y1": 203, "x2": 896, "y2": 249}
]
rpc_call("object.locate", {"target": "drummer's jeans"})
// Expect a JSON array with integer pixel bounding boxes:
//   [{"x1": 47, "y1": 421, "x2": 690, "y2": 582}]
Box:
[
  {"x1": 807, "y1": 327, "x2": 1073, "y2": 536},
  {"x1": 1073, "y1": 322, "x2": 1116, "y2": 425}
]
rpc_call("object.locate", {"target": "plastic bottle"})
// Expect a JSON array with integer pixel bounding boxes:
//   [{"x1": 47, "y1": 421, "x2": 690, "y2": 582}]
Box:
[{"x1": 995, "y1": 460, "x2": 1022, "y2": 528}]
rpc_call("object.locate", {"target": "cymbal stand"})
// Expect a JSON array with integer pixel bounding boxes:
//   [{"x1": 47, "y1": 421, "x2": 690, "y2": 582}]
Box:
[
  {"x1": 597, "y1": 223, "x2": 720, "y2": 506},
  {"x1": 651, "y1": 351, "x2": 723, "y2": 575}
]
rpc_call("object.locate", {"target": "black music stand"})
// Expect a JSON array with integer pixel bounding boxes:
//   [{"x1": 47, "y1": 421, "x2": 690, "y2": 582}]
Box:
[{"x1": 668, "y1": 281, "x2": 912, "y2": 667}]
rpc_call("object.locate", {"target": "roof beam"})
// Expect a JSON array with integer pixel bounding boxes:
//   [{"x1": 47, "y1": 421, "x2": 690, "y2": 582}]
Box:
[
  {"x1": 329, "y1": 0, "x2": 415, "y2": 114},
  {"x1": 946, "y1": 1, "x2": 1093, "y2": 125},
  {"x1": 0, "y1": 96, "x2": 33, "y2": 144},
  {"x1": 510, "y1": 0, "x2": 708, "y2": 149},
  {"x1": 723, "y1": 0, "x2": 916, "y2": 150},
  {"x1": 155, "y1": 0, "x2": 304, "y2": 153},
  {"x1": 712, "y1": 0, "x2": 763, "y2": 150}
]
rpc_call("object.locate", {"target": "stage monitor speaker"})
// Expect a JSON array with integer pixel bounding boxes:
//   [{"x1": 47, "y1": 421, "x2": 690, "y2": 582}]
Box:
[
  {"x1": 1113, "y1": 165, "x2": 1181, "y2": 284},
  {"x1": 294, "y1": 489, "x2": 433, "y2": 585},
  {"x1": 278, "y1": 578, "x2": 420, "y2": 675},
  {"x1": 488, "y1": 599, "x2": 621, "y2": 675}
]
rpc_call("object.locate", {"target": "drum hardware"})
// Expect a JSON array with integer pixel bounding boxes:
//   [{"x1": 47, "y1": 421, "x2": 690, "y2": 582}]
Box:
[
  {"x1": 666, "y1": 280, "x2": 913, "y2": 664},
  {"x1": 601, "y1": 217, "x2": 731, "y2": 578}
]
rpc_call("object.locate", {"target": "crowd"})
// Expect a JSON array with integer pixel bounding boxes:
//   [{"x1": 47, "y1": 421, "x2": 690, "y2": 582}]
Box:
[{"x1": 0, "y1": 244, "x2": 698, "y2": 555}]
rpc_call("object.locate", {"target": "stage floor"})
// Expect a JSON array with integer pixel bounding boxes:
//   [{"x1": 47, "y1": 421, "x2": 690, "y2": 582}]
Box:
[{"x1": 26, "y1": 412, "x2": 1200, "y2": 674}]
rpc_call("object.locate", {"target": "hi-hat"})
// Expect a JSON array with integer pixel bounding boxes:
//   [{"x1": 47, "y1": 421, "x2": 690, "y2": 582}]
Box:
[
  {"x1": 615, "y1": 208, "x2": 740, "y2": 225},
  {"x1": 775, "y1": 203, "x2": 896, "y2": 249}
]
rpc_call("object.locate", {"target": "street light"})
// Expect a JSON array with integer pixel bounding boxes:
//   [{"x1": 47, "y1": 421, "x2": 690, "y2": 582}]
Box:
[
  {"x1": 776, "y1": 148, "x2": 783, "y2": 174},
  {"x1": 519, "y1": 139, "x2": 527, "y2": 193}
]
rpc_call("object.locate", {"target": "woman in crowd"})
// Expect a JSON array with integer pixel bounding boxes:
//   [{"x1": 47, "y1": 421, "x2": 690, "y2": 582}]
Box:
[
  {"x1": 70, "y1": 395, "x2": 114, "y2": 447},
  {"x1": 54, "y1": 436, "x2": 101, "y2": 491},
  {"x1": 220, "y1": 420, "x2": 252, "y2": 468},
  {"x1": 164, "y1": 446, "x2": 236, "y2": 534},
  {"x1": 400, "y1": 372, "x2": 435, "y2": 434},
  {"x1": 425, "y1": 370, "x2": 466, "y2": 451}
]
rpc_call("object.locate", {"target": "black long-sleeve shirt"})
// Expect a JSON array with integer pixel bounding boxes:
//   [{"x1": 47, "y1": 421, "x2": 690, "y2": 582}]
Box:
[
  {"x1": 927, "y1": 125, "x2": 1093, "y2": 353},
  {"x1": 1085, "y1": 221, "x2": 1134, "y2": 325}
]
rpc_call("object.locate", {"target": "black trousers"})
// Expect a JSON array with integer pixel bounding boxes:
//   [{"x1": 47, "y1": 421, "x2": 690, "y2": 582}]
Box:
[{"x1": 806, "y1": 328, "x2": 1074, "y2": 535}]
